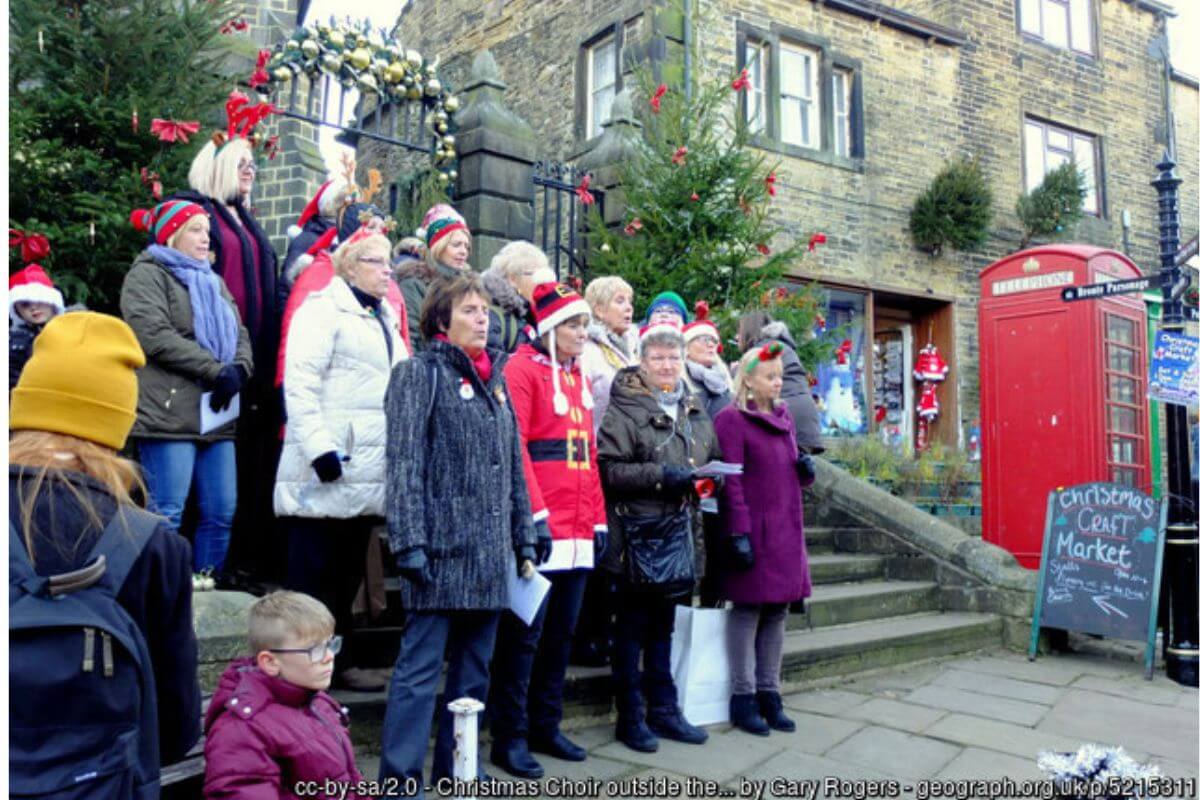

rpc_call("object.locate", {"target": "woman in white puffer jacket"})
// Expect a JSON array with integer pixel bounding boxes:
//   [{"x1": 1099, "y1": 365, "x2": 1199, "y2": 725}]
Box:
[{"x1": 274, "y1": 226, "x2": 408, "y2": 690}]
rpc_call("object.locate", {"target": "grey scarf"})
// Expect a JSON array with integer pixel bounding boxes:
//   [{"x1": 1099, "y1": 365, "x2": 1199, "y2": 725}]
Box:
[
  {"x1": 686, "y1": 359, "x2": 731, "y2": 397},
  {"x1": 652, "y1": 380, "x2": 686, "y2": 421}
]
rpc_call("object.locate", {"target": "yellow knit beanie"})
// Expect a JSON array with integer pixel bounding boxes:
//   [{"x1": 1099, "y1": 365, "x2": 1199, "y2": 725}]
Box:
[{"x1": 11, "y1": 312, "x2": 146, "y2": 450}]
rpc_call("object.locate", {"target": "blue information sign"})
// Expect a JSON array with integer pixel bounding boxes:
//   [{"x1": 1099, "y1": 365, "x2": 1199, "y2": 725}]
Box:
[{"x1": 1148, "y1": 330, "x2": 1199, "y2": 407}]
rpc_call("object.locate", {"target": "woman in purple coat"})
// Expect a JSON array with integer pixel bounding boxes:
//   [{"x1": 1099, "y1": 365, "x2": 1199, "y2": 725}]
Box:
[{"x1": 713, "y1": 342, "x2": 818, "y2": 736}]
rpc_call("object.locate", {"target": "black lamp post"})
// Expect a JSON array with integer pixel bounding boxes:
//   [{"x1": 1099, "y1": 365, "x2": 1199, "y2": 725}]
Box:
[{"x1": 1151, "y1": 153, "x2": 1198, "y2": 687}]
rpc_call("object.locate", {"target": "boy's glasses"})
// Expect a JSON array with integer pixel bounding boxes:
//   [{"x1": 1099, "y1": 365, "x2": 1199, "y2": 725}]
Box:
[{"x1": 270, "y1": 635, "x2": 342, "y2": 664}]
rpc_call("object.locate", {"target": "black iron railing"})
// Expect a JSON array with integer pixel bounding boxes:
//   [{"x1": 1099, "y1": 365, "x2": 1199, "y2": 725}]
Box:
[{"x1": 532, "y1": 160, "x2": 604, "y2": 280}]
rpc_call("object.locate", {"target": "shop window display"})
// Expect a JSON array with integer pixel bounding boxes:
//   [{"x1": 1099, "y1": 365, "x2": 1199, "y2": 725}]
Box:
[{"x1": 813, "y1": 289, "x2": 867, "y2": 436}]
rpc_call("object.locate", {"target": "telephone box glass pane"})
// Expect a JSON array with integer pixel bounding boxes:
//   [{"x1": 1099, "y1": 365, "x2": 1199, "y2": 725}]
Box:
[
  {"x1": 1109, "y1": 406, "x2": 1137, "y2": 434},
  {"x1": 1107, "y1": 375, "x2": 1135, "y2": 403},
  {"x1": 1107, "y1": 344, "x2": 1134, "y2": 374},
  {"x1": 1109, "y1": 435, "x2": 1136, "y2": 464},
  {"x1": 1106, "y1": 315, "x2": 1134, "y2": 345}
]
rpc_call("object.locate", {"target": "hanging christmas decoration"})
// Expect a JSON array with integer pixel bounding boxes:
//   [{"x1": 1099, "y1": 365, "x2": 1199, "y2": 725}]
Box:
[
  {"x1": 149, "y1": 118, "x2": 201, "y2": 144},
  {"x1": 261, "y1": 18, "x2": 461, "y2": 182},
  {"x1": 912, "y1": 336, "x2": 948, "y2": 453},
  {"x1": 575, "y1": 174, "x2": 595, "y2": 206}
]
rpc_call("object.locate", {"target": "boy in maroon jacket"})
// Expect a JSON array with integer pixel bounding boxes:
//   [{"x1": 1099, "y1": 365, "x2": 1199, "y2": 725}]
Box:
[{"x1": 204, "y1": 592, "x2": 364, "y2": 799}]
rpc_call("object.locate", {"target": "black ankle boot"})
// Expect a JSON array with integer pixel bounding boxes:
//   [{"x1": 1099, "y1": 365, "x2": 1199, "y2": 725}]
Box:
[
  {"x1": 756, "y1": 690, "x2": 796, "y2": 732},
  {"x1": 616, "y1": 714, "x2": 659, "y2": 752},
  {"x1": 730, "y1": 693, "x2": 770, "y2": 736},
  {"x1": 646, "y1": 705, "x2": 708, "y2": 744},
  {"x1": 491, "y1": 739, "x2": 544, "y2": 779}
]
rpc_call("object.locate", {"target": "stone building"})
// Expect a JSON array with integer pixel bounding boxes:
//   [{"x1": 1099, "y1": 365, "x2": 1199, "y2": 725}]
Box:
[{"x1": 391, "y1": 0, "x2": 1197, "y2": 453}]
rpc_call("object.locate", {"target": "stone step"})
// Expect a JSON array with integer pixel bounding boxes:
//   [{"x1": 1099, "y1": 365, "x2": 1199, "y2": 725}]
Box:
[
  {"x1": 796, "y1": 580, "x2": 941, "y2": 629},
  {"x1": 808, "y1": 552, "x2": 887, "y2": 584}
]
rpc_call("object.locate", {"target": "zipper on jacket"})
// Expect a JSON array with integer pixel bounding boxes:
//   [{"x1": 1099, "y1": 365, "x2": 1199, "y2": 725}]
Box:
[
  {"x1": 82, "y1": 627, "x2": 95, "y2": 673},
  {"x1": 101, "y1": 632, "x2": 115, "y2": 677}
]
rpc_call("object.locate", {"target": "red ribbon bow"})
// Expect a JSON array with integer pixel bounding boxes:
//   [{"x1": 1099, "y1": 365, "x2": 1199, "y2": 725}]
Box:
[
  {"x1": 248, "y1": 49, "x2": 271, "y2": 90},
  {"x1": 732, "y1": 69, "x2": 752, "y2": 92},
  {"x1": 672, "y1": 146, "x2": 688, "y2": 166},
  {"x1": 220, "y1": 17, "x2": 249, "y2": 34},
  {"x1": 624, "y1": 218, "x2": 643, "y2": 236},
  {"x1": 149, "y1": 118, "x2": 201, "y2": 144},
  {"x1": 650, "y1": 84, "x2": 667, "y2": 113},
  {"x1": 140, "y1": 167, "x2": 163, "y2": 201},
  {"x1": 756, "y1": 243, "x2": 770, "y2": 256},
  {"x1": 9, "y1": 229, "x2": 51, "y2": 264},
  {"x1": 575, "y1": 175, "x2": 595, "y2": 206},
  {"x1": 765, "y1": 172, "x2": 777, "y2": 197},
  {"x1": 808, "y1": 232, "x2": 827, "y2": 252}
]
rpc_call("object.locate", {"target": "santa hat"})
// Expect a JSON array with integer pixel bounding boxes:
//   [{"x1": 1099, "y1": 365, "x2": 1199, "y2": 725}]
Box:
[
  {"x1": 531, "y1": 282, "x2": 594, "y2": 416},
  {"x1": 130, "y1": 199, "x2": 207, "y2": 246},
  {"x1": 9, "y1": 265, "x2": 65, "y2": 320},
  {"x1": 913, "y1": 343, "x2": 949, "y2": 382},
  {"x1": 639, "y1": 318, "x2": 684, "y2": 345},
  {"x1": 287, "y1": 180, "x2": 334, "y2": 240},
  {"x1": 917, "y1": 382, "x2": 941, "y2": 420},
  {"x1": 644, "y1": 291, "x2": 690, "y2": 324},
  {"x1": 682, "y1": 300, "x2": 720, "y2": 349},
  {"x1": 417, "y1": 203, "x2": 467, "y2": 249},
  {"x1": 292, "y1": 226, "x2": 339, "y2": 275}
]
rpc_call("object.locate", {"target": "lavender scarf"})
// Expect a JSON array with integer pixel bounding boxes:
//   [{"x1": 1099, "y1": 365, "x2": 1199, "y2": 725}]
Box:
[{"x1": 149, "y1": 244, "x2": 239, "y2": 363}]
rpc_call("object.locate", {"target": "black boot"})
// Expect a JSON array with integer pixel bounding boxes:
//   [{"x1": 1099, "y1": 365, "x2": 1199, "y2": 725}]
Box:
[
  {"x1": 647, "y1": 705, "x2": 708, "y2": 745},
  {"x1": 616, "y1": 713, "x2": 659, "y2": 753},
  {"x1": 756, "y1": 690, "x2": 796, "y2": 732},
  {"x1": 730, "y1": 693, "x2": 770, "y2": 736},
  {"x1": 491, "y1": 739, "x2": 545, "y2": 779},
  {"x1": 530, "y1": 729, "x2": 587, "y2": 762}
]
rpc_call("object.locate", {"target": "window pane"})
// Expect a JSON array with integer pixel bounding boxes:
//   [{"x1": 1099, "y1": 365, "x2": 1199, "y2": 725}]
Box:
[
  {"x1": 745, "y1": 41, "x2": 767, "y2": 134},
  {"x1": 1043, "y1": 1, "x2": 1069, "y2": 48},
  {"x1": 1046, "y1": 149, "x2": 1069, "y2": 173},
  {"x1": 1025, "y1": 122, "x2": 1045, "y2": 192},
  {"x1": 1020, "y1": 0, "x2": 1041, "y2": 35},
  {"x1": 1111, "y1": 466, "x2": 1138, "y2": 487},
  {"x1": 1110, "y1": 436, "x2": 1137, "y2": 464},
  {"x1": 1047, "y1": 128, "x2": 1071, "y2": 152},
  {"x1": 1106, "y1": 314, "x2": 1134, "y2": 345},
  {"x1": 833, "y1": 71, "x2": 847, "y2": 114},
  {"x1": 1107, "y1": 345, "x2": 1135, "y2": 374},
  {"x1": 781, "y1": 97, "x2": 801, "y2": 145},
  {"x1": 1073, "y1": 136, "x2": 1098, "y2": 213},
  {"x1": 593, "y1": 40, "x2": 616, "y2": 90},
  {"x1": 800, "y1": 100, "x2": 811, "y2": 146},
  {"x1": 1108, "y1": 375, "x2": 1136, "y2": 403},
  {"x1": 780, "y1": 46, "x2": 813, "y2": 99},
  {"x1": 835, "y1": 115, "x2": 848, "y2": 157},
  {"x1": 1069, "y1": 0, "x2": 1093, "y2": 53},
  {"x1": 1109, "y1": 406, "x2": 1137, "y2": 434}
]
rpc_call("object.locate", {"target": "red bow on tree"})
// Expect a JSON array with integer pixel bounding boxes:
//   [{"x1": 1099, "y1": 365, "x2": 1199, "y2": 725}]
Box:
[
  {"x1": 808, "y1": 232, "x2": 827, "y2": 252},
  {"x1": 835, "y1": 339, "x2": 853, "y2": 365},
  {"x1": 765, "y1": 172, "x2": 777, "y2": 197},
  {"x1": 756, "y1": 243, "x2": 770, "y2": 256},
  {"x1": 264, "y1": 135, "x2": 281, "y2": 160},
  {"x1": 575, "y1": 175, "x2": 595, "y2": 206},
  {"x1": 672, "y1": 146, "x2": 688, "y2": 166},
  {"x1": 140, "y1": 167, "x2": 163, "y2": 200},
  {"x1": 9, "y1": 230, "x2": 51, "y2": 264},
  {"x1": 732, "y1": 69, "x2": 752, "y2": 92},
  {"x1": 220, "y1": 17, "x2": 249, "y2": 34},
  {"x1": 624, "y1": 217, "x2": 643, "y2": 236},
  {"x1": 248, "y1": 49, "x2": 271, "y2": 90},
  {"x1": 650, "y1": 84, "x2": 667, "y2": 113},
  {"x1": 150, "y1": 118, "x2": 201, "y2": 144}
]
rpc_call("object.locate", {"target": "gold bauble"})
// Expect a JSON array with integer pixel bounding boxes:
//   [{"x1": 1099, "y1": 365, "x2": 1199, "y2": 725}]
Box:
[
  {"x1": 385, "y1": 62, "x2": 406, "y2": 84},
  {"x1": 441, "y1": 134, "x2": 456, "y2": 148},
  {"x1": 435, "y1": 148, "x2": 447, "y2": 162},
  {"x1": 433, "y1": 110, "x2": 449, "y2": 123},
  {"x1": 407, "y1": 86, "x2": 422, "y2": 100},
  {"x1": 301, "y1": 39, "x2": 320, "y2": 59},
  {"x1": 349, "y1": 48, "x2": 371, "y2": 70},
  {"x1": 273, "y1": 67, "x2": 293, "y2": 82},
  {"x1": 448, "y1": 169, "x2": 458, "y2": 181},
  {"x1": 357, "y1": 73, "x2": 379, "y2": 93},
  {"x1": 443, "y1": 95, "x2": 460, "y2": 113},
  {"x1": 328, "y1": 30, "x2": 346, "y2": 49},
  {"x1": 322, "y1": 54, "x2": 343, "y2": 73},
  {"x1": 437, "y1": 172, "x2": 450, "y2": 185},
  {"x1": 318, "y1": 23, "x2": 331, "y2": 34},
  {"x1": 405, "y1": 49, "x2": 423, "y2": 69},
  {"x1": 424, "y1": 78, "x2": 442, "y2": 96},
  {"x1": 443, "y1": 146, "x2": 456, "y2": 160},
  {"x1": 437, "y1": 122, "x2": 449, "y2": 134},
  {"x1": 600, "y1": 242, "x2": 612, "y2": 253},
  {"x1": 285, "y1": 38, "x2": 302, "y2": 52}
]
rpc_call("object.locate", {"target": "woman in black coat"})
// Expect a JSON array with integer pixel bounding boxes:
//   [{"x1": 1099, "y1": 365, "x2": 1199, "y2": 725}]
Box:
[
  {"x1": 378, "y1": 273, "x2": 537, "y2": 795},
  {"x1": 9, "y1": 312, "x2": 201, "y2": 783}
]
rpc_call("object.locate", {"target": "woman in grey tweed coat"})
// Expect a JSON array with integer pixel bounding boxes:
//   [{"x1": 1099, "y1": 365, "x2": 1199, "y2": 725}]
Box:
[{"x1": 379, "y1": 273, "x2": 538, "y2": 793}]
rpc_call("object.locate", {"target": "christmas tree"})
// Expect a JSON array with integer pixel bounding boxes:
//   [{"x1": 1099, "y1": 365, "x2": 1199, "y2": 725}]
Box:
[
  {"x1": 9, "y1": 0, "x2": 241, "y2": 311},
  {"x1": 585, "y1": 64, "x2": 838, "y2": 367},
  {"x1": 909, "y1": 157, "x2": 993, "y2": 256},
  {"x1": 1016, "y1": 161, "x2": 1086, "y2": 248}
]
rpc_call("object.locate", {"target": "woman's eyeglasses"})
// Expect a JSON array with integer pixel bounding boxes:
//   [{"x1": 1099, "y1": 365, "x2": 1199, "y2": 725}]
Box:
[
  {"x1": 270, "y1": 635, "x2": 342, "y2": 663},
  {"x1": 237, "y1": 160, "x2": 258, "y2": 174}
]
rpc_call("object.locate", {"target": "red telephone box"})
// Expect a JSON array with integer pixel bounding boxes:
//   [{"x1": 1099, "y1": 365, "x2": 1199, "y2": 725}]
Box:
[{"x1": 978, "y1": 245, "x2": 1151, "y2": 569}]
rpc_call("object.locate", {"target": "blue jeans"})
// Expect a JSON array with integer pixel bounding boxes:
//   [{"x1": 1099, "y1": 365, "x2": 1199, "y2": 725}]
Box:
[
  {"x1": 138, "y1": 440, "x2": 236, "y2": 572},
  {"x1": 379, "y1": 610, "x2": 500, "y2": 797}
]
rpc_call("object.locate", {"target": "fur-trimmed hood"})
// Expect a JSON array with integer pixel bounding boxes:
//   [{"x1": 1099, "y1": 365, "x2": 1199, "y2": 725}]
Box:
[
  {"x1": 480, "y1": 265, "x2": 529, "y2": 316},
  {"x1": 758, "y1": 320, "x2": 797, "y2": 349}
]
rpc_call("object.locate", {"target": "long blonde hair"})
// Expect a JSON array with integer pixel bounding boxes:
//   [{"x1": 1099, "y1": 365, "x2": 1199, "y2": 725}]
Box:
[
  {"x1": 10, "y1": 431, "x2": 147, "y2": 565},
  {"x1": 732, "y1": 357, "x2": 784, "y2": 412},
  {"x1": 188, "y1": 137, "x2": 253, "y2": 203}
]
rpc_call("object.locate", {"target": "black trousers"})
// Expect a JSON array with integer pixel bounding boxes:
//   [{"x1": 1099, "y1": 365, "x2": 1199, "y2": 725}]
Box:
[
  {"x1": 489, "y1": 569, "x2": 589, "y2": 741},
  {"x1": 611, "y1": 587, "x2": 682, "y2": 716},
  {"x1": 225, "y1": 377, "x2": 285, "y2": 583},
  {"x1": 572, "y1": 570, "x2": 617, "y2": 663},
  {"x1": 284, "y1": 515, "x2": 375, "y2": 672}
]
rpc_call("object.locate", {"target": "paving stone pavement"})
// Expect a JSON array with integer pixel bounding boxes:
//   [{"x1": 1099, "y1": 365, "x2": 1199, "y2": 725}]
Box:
[{"x1": 356, "y1": 649, "x2": 1199, "y2": 798}]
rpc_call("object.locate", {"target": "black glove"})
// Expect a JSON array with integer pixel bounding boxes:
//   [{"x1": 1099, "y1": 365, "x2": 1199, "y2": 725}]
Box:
[
  {"x1": 515, "y1": 544, "x2": 538, "y2": 571},
  {"x1": 534, "y1": 519, "x2": 553, "y2": 565},
  {"x1": 661, "y1": 465, "x2": 696, "y2": 497},
  {"x1": 594, "y1": 528, "x2": 608, "y2": 558},
  {"x1": 209, "y1": 364, "x2": 244, "y2": 412},
  {"x1": 796, "y1": 452, "x2": 816, "y2": 483},
  {"x1": 728, "y1": 534, "x2": 755, "y2": 571},
  {"x1": 396, "y1": 547, "x2": 433, "y2": 587},
  {"x1": 311, "y1": 451, "x2": 343, "y2": 483}
]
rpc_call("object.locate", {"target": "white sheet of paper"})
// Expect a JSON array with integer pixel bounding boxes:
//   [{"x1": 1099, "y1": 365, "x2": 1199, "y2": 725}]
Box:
[
  {"x1": 200, "y1": 392, "x2": 240, "y2": 435},
  {"x1": 694, "y1": 460, "x2": 743, "y2": 478},
  {"x1": 507, "y1": 565, "x2": 551, "y2": 626}
]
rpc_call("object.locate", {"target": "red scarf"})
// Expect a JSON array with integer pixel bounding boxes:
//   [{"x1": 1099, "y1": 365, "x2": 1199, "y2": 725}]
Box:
[{"x1": 435, "y1": 334, "x2": 492, "y2": 383}]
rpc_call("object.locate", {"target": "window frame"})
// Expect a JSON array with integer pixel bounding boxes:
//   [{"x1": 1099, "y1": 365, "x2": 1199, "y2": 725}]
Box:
[
  {"x1": 779, "y1": 41, "x2": 821, "y2": 150},
  {"x1": 1022, "y1": 116, "x2": 1104, "y2": 217},
  {"x1": 1017, "y1": 0, "x2": 1096, "y2": 58},
  {"x1": 586, "y1": 34, "x2": 619, "y2": 141},
  {"x1": 742, "y1": 37, "x2": 770, "y2": 136},
  {"x1": 736, "y1": 22, "x2": 864, "y2": 170}
]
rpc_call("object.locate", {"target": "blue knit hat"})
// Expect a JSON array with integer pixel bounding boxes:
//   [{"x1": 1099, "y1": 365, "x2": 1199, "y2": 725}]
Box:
[{"x1": 645, "y1": 291, "x2": 690, "y2": 324}]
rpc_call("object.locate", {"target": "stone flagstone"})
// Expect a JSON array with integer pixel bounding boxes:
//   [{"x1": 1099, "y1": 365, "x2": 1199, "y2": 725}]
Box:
[
  {"x1": 934, "y1": 667, "x2": 1063, "y2": 705},
  {"x1": 1036, "y1": 689, "x2": 1200, "y2": 765},
  {"x1": 905, "y1": 685, "x2": 1049, "y2": 726},
  {"x1": 824, "y1": 726, "x2": 961, "y2": 780},
  {"x1": 843, "y1": 697, "x2": 947, "y2": 733}
]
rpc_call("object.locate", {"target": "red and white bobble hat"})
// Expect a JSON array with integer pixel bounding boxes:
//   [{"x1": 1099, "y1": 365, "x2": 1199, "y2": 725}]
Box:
[
  {"x1": 531, "y1": 281, "x2": 594, "y2": 415},
  {"x1": 913, "y1": 343, "x2": 949, "y2": 382},
  {"x1": 682, "y1": 300, "x2": 721, "y2": 351},
  {"x1": 9, "y1": 264, "x2": 65, "y2": 322}
]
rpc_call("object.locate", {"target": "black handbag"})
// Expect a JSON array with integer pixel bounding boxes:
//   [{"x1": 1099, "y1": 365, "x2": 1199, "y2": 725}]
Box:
[{"x1": 620, "y1": 508, "x2": 695, "y2": 592}]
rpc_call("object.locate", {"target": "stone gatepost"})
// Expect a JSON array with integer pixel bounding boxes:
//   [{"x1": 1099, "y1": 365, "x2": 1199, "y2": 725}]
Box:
[
  {"x1": 453, "y1": 50, "x2": 537, "y2": 271},
  {"x1": 576, "y1": 88, "x2": 642, "y2": 230}
]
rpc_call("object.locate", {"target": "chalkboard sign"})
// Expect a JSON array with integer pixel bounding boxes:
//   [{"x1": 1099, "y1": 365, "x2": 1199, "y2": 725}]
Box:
[{"x1": 1029, "y1": 482, "x2": 1167, "y2": 679}]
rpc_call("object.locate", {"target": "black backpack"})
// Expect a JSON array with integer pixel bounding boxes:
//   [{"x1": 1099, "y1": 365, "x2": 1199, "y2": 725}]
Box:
[{"x1": 9, "y1": 507, "x2": 162, "y2": 799}]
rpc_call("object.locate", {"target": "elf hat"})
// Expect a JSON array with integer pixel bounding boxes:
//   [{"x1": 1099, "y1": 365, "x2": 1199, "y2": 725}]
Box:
[
  {"x1": 9, "y1": 265, "x2": 65, "y2": 320},
  {"x1": 11, "y1": 312, "x2": 146, "y2": 450},
  {"x1": 682, "y1": 300, "x2": 720, "y2": 348},
  {"x1": 531, "y1": 282, "x2": 594, "y2": 416},
  {"x1": 645, "y1": 291, "x2": 690, "y2": 324},
  {"x1": 287, "y1": 180, "x2": 335, "y2": 240},
  {"x1": 130, "y1": 199, "x2": 207, "y2": 246}
]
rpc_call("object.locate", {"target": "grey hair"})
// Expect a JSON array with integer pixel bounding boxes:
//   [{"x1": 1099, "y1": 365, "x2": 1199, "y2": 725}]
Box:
[
  {"x1": 641, "y1": 330, "x2": 684, "y2": 354},
  {"x1": 490, "y1": 240, "x2": 549, "y2": 280}
]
